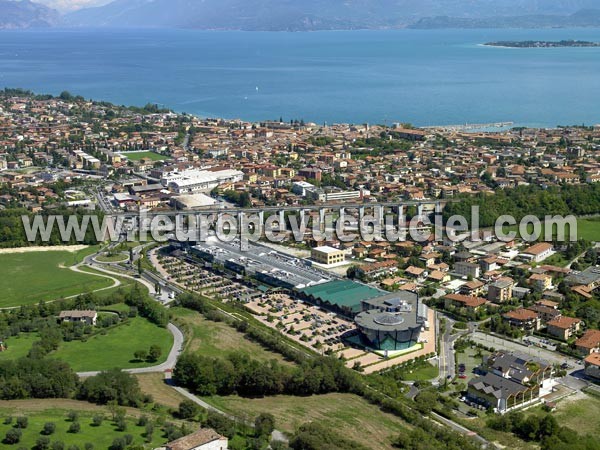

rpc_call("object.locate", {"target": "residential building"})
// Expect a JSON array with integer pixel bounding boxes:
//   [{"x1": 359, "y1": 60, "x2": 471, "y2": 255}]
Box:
[
  {"x1": 503, "y1": 308, "x2": 540, "y2": 332},
  {"x1": 58, "y1": 310, "x2": 98, "y2": 326},
  {"x1": 584, "y1": 353, "x2": 600, "y2": 381},
  {"x1": 526, "y1": 304, "x2": 561, "y2": 324},
  {"x1": 575, "y1": 329, "x2": 600, "y2": 355},
  {"x1": 455, "y1": 261, "x2": 480, "y2": 279},
  {"x1": 444, "y1": 293, "x2": 486, "y2": 311},
  {"x1": 488, "y1": 279, "x2": 513, "y2": 303},
  {"x1": 158, "y1": 428, "x2": 228, "y2": 450},
  {"x1": 529, "y1": 273, "x2": 553, "y2": 292},
  {"x1": 546, "y1": 316, "x2": 582, "y2": 341}
]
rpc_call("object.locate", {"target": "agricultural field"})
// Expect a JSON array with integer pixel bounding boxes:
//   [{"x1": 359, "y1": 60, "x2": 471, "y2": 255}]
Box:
[
  {"x1": 171, "y1": 307, "x2": 293, "y2": 365},
  {"x1": 51, "y1": 317, "x2": 173, "y2": 372},
  {"x1": 0, "y1": 400, "x2": 167, "y2": 450},
  {"x1": 0, "y1": 248, "x2": 113, "y2": 308},
  {"x1": 120, "y1": 151, "x2": 167, "y2": 161},
  {"x1": 204, "y1": 393, "x2": 409, "y2": 450}
]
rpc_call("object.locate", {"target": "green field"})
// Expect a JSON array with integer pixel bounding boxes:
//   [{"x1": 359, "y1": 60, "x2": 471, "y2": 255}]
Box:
[
  {"x1": 171, "y1": 307, "x2": 292, "y2": 364},
  {"x1": 0, "y1": 249, "x2": 113, "y2": 308},
  {"x1": 0, "y1": 333, "x2": 38, "y2": 361},
  {"x1": 504, "y1": 217, "x2": 600, "y2": 242},
  {"x1": 121, "y1": 151, "x2": 167, "y2": 161},
  {"x1": 205, "y1": 393, "x2": 408, "y2": 450},
  {"x1": 52, "y1": 317, "x2": 173, "y2": 372},
  {"x1": 527, "y1": 391, "x2": 600, "y2": 436},
  {"x1": 576, "y1": 218, "x2": 600, "y2": 242},
  {"x1": 0, "y1": 401, "x2": 167, "y2": 450}
]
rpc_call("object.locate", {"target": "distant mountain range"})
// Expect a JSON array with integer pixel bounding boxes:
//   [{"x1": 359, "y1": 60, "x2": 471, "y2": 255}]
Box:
[
  {"x1": 0, "y1": 0, "x2": 60, "y2": 28},
  {"x1": 411, "y1": 8, "x2": 600, "y2": 29},
  {"x1": 3, "y1": 0, "x2": 600, "y2": 31}
]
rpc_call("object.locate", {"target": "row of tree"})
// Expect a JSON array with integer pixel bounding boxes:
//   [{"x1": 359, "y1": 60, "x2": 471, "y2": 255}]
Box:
[
  {"x1": 174, "y1": 351, "x2": 363, "y2": 398},
  {"x1": 443, "y1": 183, "x2": 600, "y2": 228}
]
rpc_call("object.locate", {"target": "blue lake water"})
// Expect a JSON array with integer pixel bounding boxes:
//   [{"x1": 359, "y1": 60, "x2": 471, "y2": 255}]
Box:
[{"x1": 1, "y1": 28, "x2": 600, "y2": 127}]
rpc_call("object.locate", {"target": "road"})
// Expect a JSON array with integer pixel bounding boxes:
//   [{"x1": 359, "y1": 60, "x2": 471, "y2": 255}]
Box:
[{"x1": 431, "y1": 411, "x2": 492, "y2": 448}]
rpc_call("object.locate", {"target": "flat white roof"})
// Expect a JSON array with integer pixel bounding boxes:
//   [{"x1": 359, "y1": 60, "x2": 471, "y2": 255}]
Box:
[{"x1": 312, "y1": 246, "x2": 342, "y2": 254}]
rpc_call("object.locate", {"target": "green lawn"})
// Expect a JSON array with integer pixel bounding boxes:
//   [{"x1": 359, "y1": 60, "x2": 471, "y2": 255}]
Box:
[
  {"x1": 0, "y1": 404, "x2": 167, "y2": 450},
  {"x1": 171, "y1": 307, "x2": 292, "y2": 364},
  {"x1": 204, "y1": 393, "x2": 409, "y2": 450},
  {"x1": 0, "y1": 333, "x2": 38, "y2": 361},
  {"x1": 121, "y1": 151, "x2": 167, "y2": 161},
  {"x1": 96, "y1": 253, "x2": 129, "y2": 263},
  {"x1": 504, "y1": 217, "x2": 600, "y2": 242},
  {"x1": 0, "y1": 249, "x2": 113, "y2": 308},
  {"x1": 576, "y1": 218, "x2": 600, "y2": 242},
  {"x1": 52, "y1": 317, "x2": 173, "y2": 372},
  {"x1": 400, "y1": 361, "x2": 439, "y2": 381}
]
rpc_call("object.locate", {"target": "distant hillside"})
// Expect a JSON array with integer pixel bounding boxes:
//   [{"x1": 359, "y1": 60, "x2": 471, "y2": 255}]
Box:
[
  {"x1": 64, "y1": 0, "x2": 600, "y2": 30},
  {"x1": 0, "y1": 0, "x2": 60, "y2": 29},
  {"x1": 411, "y1": 9, "x2": 600, "y2": 29}
]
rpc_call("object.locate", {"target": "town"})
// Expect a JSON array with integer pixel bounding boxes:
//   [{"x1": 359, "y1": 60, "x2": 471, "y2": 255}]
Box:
[{"x1": 0, "y1": 88, "x2": 600, "y2": 450}]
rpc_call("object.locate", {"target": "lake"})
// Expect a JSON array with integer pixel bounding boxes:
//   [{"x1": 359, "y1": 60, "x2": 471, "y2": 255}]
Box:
[{"x1": 1, "y1": 27, "x2": 600, "y2": 127}]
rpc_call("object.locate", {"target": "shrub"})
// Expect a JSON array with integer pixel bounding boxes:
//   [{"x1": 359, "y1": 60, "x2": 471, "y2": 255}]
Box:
[
  {"x1": 42, "y1": 422, "x2": 56, "y2": 435},
  {"x1": 15, "y1": 417, "x2": 28, "y2": 429},
  {"x1": 4, "y1": 428, "x2": 22, "y2": 444}
]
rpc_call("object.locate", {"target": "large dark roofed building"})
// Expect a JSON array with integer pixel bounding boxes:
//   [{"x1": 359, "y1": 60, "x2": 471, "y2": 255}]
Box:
[{"x1": 353, "y1": 291, "x2": 428, "y2": 351}]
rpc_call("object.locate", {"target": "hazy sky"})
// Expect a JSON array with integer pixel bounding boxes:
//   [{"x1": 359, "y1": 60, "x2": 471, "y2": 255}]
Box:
[{"x1": 35, "y1": 0, "x2": 112, "y2": 12}]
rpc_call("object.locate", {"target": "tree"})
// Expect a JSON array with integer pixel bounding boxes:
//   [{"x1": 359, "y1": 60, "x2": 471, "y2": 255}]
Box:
[
  {"x1": 177, "y1": 400, "x2": 202, "y2": 419},
  {"x1": 15, "y1": 417, "x2": 28, "y2": 429},
  {"x1": 4, "y1": 428, "x2": 22, "y2": 444},
  {"x1": 116, "y1": 418, "x2": 127, "y2": 432},
  {"x1": 414, "y1": 391, "x2": 437, "y2": 414},
  {"x1": 42, "y1": 422, "x2": 56, "y2": 435},
  {"x1": 147, "y1": 344, "x2": 162, "y2": 362},
  {"x1": 68, "y1": 422, "x2": 80, "y2": 434},
  {"x1": 144, "y1": 423, "x2": 154, "y2": 442},
  {"x1": 51, "y1": 442, "x2": 65, "y2": 450},
  {"x1": 110, "y1": 438, "x2": 126, "y2": 450},
  {"x1": 36, "y1": 436, "x2": 51, "y2": 450},
  {"x1": 133, "y1": 349, "x2": 147, "y2": 361},
  {"x1": 67, "y1": 411, "x2": 78, "y2": 422},
  {"x1": 79, "y1": 370, "x2": 143, "y2": 406},
  {"x1": 91, "y1": 415, "x2": 103, "y2": 427},
  {"x1": 254, "y1": 413, "x2": 275, "y2": 438}
]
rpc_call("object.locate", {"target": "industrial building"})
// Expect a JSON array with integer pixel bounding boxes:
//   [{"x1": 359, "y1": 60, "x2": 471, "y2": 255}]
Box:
[
  {"x1": 162, "y1": 169, "x2": 244, "y2": 194},
  {"x1": 190, "y1": 238, "x2": 330, "y2": 290},
  {"x1": 311, "y1": 246, "x2": 346, "y2": 266}
]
